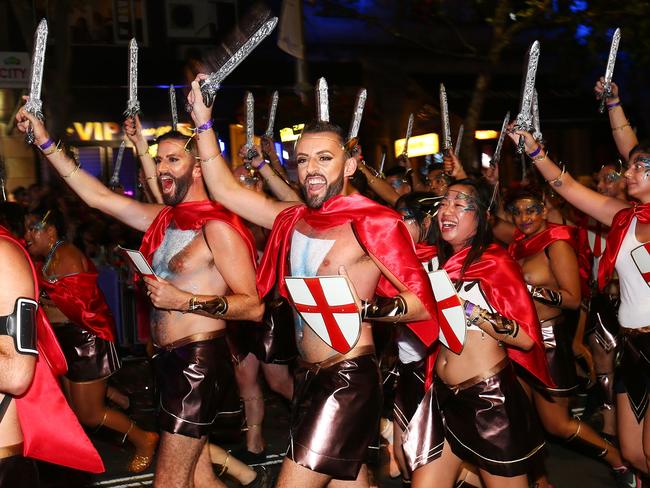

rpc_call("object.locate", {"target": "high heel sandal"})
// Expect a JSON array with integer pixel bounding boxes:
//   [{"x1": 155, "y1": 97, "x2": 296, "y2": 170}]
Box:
[{"x1": 127, "y1": 429, "x2": 159, "y2": 473}]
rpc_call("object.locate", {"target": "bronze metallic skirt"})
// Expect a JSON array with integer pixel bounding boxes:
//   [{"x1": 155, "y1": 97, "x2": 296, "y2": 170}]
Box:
[
  {"x1": 289, "y1": 347, "x2": 381, "y2": 480},
  {"x1": 153, "y1": 330, "x2": 236, "y2": 438},
  {"x1": 616, "y1": 328, "x2": 650, "y2": 422},
  {"x1": 53, "y1": 323, "x2": 120, "y2": 383},
  {"x1": 437, "y1": 359, "x2": 545, "y2": 477},
  {"x1": 539, "y1": 314, "x2": 579, "y2": 396}
]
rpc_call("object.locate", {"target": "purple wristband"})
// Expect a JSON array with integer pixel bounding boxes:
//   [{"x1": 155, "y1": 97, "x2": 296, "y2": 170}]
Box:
[
  {"x1": 255, "y1": 159, "x2": 268, "y2": 171},
  {"x1": 528, "y1": 145, "x2": 542, "y2": 158},
  {"x1": 39, "y1": 138, "x2": 54, "y2": 151},
  {"x1": 196, "y1": 119, "x2": 214, "y2": 132},
  {"x1": 464, "y1": 302, "x2": 474, "y2": 318},
  {"x1": 607, "y1": 101, "x2": 621, "y2": 110}
]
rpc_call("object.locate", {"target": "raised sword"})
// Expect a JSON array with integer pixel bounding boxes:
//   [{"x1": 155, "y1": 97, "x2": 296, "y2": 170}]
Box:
[
  {"x1": 513, "y1": 40, "x2": 540, "y2": 153},
  {"x1": 124, "y1": 38, "x2": 140, "y2": 118},
  {"x1": 599, "y1": 28, "x2": 621, "y2": 113},
  {"x1": 109, "y1": 141, "x2": 126, "y2": 189},
  {"x1": 402, "y1": 113, "x2": 414, "y2": 157},
  {"x1": 454, "y1": 124, "x2": 464, "y2": 158},
  {"x1": 532, "y1": 90, "x2": 543, "y2": 143},
  {"x1": 169, "y1": 85, "x2": 178, "y2": 131},
  {"x1": 491, "y1": 112, "x2": 510, "y2": 167},
  {"x1": 24, "y1": 19, "x2": 48, "y2": 145},
  {"x1": 245, "y1": 92, "x2": 259, "y2": 160},
  {"x1": 316, "y1": 77, "x2": 329, "y2": 123},
  {"x1": 440, "y1": 83, "x2": 452, "y2": 154},
  {"x1": 264, "y1": 90, "x2": 279, "y2": 138},
  {"x1": 347, "y1": 88, "x2": 367, "y2": 141}
]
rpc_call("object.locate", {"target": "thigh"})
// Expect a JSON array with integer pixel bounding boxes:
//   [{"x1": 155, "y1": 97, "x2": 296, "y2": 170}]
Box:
[
  {"x1": 67, "y1": 379, "x2": 108, "y2": 416},
  {"x1": 411, "y1": 441, "x2": 462, "y2": 488},
  {"x1": 154, "y1": 432, "x2": 206, "y2": 488},
  {"x1": 480, "y1": 469, "x2": 528, "y2": 488},
  {"x1": 328, "y1": 464, "x2": 370, "y2": 488},
  {"x1": 276, "y1": 457, "x2": 331, "y2": 488}
]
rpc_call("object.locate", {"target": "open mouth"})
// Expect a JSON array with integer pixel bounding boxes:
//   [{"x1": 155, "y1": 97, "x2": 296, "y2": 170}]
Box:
[
  {"x1": 440, "y1": 219, "x2": 457, "y2": 232},
  {"x1": 305, "y1": 175, "x2": 326, "y2": 192},
  {"x1": 159, "y1": 175, "x2": 174, "y2": 192},
  {"x1": 25, "y1": 240, "x2": 32, "y2": 248}
]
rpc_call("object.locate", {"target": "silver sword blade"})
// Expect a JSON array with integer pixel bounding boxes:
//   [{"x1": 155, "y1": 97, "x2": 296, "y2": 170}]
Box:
[
  {"x1": 454, "y1": 124, "x2": 464, "y2": 157},
  {"x1": 491, "y1": 111, "x2": 510, "y2": 167},
  {"x1": 124, "y1": 38, "x2": 140, "y2": 117},
  {"x1": 24, "y1": 19, "x2": 48, "y2": 144},
  {"x1": 599, "y1": 28, "x2": 621, "y2": 113},
  {"x1": 110, "y1": 141, "x2": 126, "y2": 188},
  {"x1": 200, "y1": 17, "x2": 278, "y2": 108},
  {"x1": 245, "y1": 92, "x2": 259, "y2": 160},
  {"x1": 403, "y1": 113, "x2": 414, "y2": 156},
  {"x1": 532, "y1": 90, "x2": 542, "y2": 142},
  {"x1": 347, "y1": 88, "x2": 367, "y2": 140},
  {"x1": 316, "y1": 77, "x2": 329, "y2": 123},
  {"x1": 440, "y1": 83, "x2": 451, "y2": 152},
  {"x1": 378, "y1": 151, "x2": 386, "y2": 176},
  {"x1": 514, "y1": 40, "x2": 540, "y2": 152},
  {"x1": 264, "y1": 90, "x2": 279, "y2": 138},
  {"x1": 169, "y1": 85, "x2": 178, "y2": 131}
]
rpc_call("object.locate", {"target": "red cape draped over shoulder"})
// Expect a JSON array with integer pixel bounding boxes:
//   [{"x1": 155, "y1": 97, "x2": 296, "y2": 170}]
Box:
[
  {"x1": 415, "y1": 242, "x2": 438, "y2": 262},
  {"x1": 440, "y1": 244, "x2": 553, "y2": 388},
  {"x1": 256, "y1": 193, "x2": 439, "y2": 347},
  {"x1": 139, "y1": 200, "x2": 257, "y2": 266},
  {"x1": 39, "y1": 263, "x2": 116, "y2": 342},
  {"x1": 598, "y1": 203, "x2": 650, "y2": 290},
  {"x1": 0, "y1": 227, "x2": 104, "y2": 473}
]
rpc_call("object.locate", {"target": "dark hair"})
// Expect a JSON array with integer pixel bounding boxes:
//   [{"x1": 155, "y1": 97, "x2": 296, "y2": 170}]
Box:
[
  {"x1": 503, "y1": 186, "x2": 544, "y2": 213},
  {"x1": 28, "y1": 206, "x2": 66, "y2": 238},
  {"x1": 156, "y1": 130, "x2": 196, "y2": 154},
  {"x1": 0, "y1": 202, "x2": 25, "y2": 237},
  {"x1": 436, "y1": 178, "x2": 494, "y2": 277},
  {"x1": 299, "y1": 120, "x2": 352, "y2": 157},
  {"x1": 629, "y1": 139, "x2": 650, "y2": 160},
  {"x1": 395, "y1": 191, "x2": 440, "y2": 244}
]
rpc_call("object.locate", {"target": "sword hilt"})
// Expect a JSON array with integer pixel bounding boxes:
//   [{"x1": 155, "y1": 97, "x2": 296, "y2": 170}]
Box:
[
  {"x1": 517, "y1": 135, "x2": 526, "y2": 154},
  {"x1": 25, "y1": 124, "x2": 35, "y2": 145},
  {"x1": 598, "y1": 86, "x2": 612, "y2": 114},
  {"x1": 246, "y1": 147, "x2": 260, "y2": 161}
]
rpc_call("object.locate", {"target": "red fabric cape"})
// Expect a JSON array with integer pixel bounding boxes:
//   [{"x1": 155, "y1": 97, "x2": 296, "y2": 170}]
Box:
[
  {"x1": 598, "y1": 203, "x2": 650, "y2": 290},
  {"x1": 256, "y1": 193, "x2": 439, "y2": 347},
  {"x1": 0, "y1": 227, "x2": 104, "y2": 473},
  {"x1": 438, "y1": 244, "x2": 553, "y2": 388},
  {"x1": 415, "y1": 242, "x2": 438, "y2": 262},
  {"x1": 39, "y1": 265, "x2": 116, "y2": 342},
  {"x1": 139, "y1": 200, "x2": 256, "y2": 266}
]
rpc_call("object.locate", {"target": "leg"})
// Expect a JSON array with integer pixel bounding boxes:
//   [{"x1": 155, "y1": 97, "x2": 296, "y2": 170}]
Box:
[
  {"x1": 588, "y1": 333, "x2": 617, "y2": 436},
  {"x1": 328, "y1": 464, "x2": 371, "y2": 488},
  {"x1": 106, "y1": 385, "x2": 130, "y2": 410},
  {"x1": 379, "y1": 417, "x2": 400, "y2": 478},
  {"x1": 391, "y1": 421, "x2": 409, "y2": 480},
  {"x1": 411, "y1": 441, "x2": 463, "y2": 488},
  {"x1": 234, "y1": 353, "x2": 265, "y2": 454},
  {"x1": 618, "y1": 393, "x2": 648, "y2": 473},
  {"x1": 208, "y1": 443, "x2": 256, "y2": 485},
  {"x1": 154, "y1": 432, "x2": 208, "y2": 488},
  {"x1": 456, "y1": 464, "x2": 483, "y2": 487},
  {"x1": 194, "y1": 441, "x2": 227, "y2": 488},
  {"x1": 261, "y1": 362, "x2": 294, "y2": 400},
  {"x1": 479, "y1": 469, "x2": 528, "y2": 488},
  {"x1": 275, "y1": 457, "x2": 331, "y2": 488}
]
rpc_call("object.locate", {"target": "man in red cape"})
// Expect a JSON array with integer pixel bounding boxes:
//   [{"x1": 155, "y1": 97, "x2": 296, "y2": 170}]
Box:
[
  {"x1": 0, "y1": 226, "x2": 103, "y2": 485},
  {"x1": 188, "y1": 73, "x2": 438, "y2": 488},
  {"x1": 15, "y1": 106, "x2": 264, "y2": 488}
]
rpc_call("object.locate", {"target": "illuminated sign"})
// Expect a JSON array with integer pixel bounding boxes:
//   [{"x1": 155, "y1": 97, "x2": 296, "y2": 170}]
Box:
[
  {"x1": 0, "y1": 52, "x2": 29, "y2": 88},
  {"x1": 279, "y1": 123, "x2": 305, "y2": 142},
  {"x1": 394, "y1": 133, "x2": 439, "y2": 157},
  {"x1": 475, "y1": 130, "x2": 499, "y2": 140},
  {"x1": 65, "y1": 121, "x2": 194, "y2": 141}
]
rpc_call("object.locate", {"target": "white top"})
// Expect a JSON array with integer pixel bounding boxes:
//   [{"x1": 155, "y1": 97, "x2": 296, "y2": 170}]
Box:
[{"x1": 615, "y1": 217, "x2": 650, "y2": 328}]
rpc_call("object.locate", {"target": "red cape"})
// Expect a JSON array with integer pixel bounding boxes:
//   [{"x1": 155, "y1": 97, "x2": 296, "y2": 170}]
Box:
[
  {"x1": 598, "y1": 203, "x2": 650, "y2": 290},
  {"x1": 139, "y1": 200, "x2": 257, "y2": 266},
  {"x1": 256, "y1": 193, "x2": 439, "y2": 347},
  {"x1": 415, "y1": 242, "x2": 438, "y2": 262},
  {"x1": 39, "y1": 264, "x2": 116, "y2": 342},
  {"x1": 0, "y1": 227, "x2": 104, "y2": 473},
  {"x1": 434, "y1": 244, "x2": 553, "y2": 388}
]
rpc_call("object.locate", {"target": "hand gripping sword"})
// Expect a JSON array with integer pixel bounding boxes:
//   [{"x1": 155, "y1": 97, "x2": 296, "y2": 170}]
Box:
[
  {"x1": 532, "y1": 90, "x2": 543, "y2": 143},
  {"x1": 199, "y1": 17, "x2": 278, "y2": 108},
  {"x1": 599, "y1": 28, "x2": 621, "y2": 114},
  {"x1": 513, "y1": 40, "x2": 540, "y2": 153},
  {"x1": 347, "y1": 88, "x2": 367, "y2": 141},
  {"x1": 316, "y1": 77, "x2": 329, "y2": 123},
  {"x1": 124, "y1": 38, "x2": 140, "y2": 118},
  {"x1": 169, "y1": 85, "x2": 178, "y2": 131},
  {"x1": 245, "y1": 92, "x2": 259, "y2": 161},
  {"x1": 402, "y1": 113, "x2": 414, "y2": 158},
  {"x1": 264, "y1": 90, "x2": 279, "y2": 138},
  {"x1": 491, "y1": 111, "x2": 510, "y2": 167},
  {"x1": 24, "y1": 19, "x2": 48, "y2": 145},
  {"x1": 439, "y1": 83, "x2": 452, "y2": 154},
  {"x1": 109, "y1": 141, "x2": 126, "y2": 189}
]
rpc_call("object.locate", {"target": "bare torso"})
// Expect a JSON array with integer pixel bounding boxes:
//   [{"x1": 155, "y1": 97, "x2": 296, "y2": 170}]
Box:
[
  {"x1": 151, "y1": 224, "x2": 227, "y2": 346},
  {"x1": 290, "y1": 221, "x2": 382, "y2": 363},
  {"x1": 519, "y1": 251, "x2": 560, "y2": 322}
]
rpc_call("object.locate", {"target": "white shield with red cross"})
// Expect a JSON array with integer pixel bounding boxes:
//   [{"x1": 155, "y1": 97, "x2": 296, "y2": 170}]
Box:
[
  {"x1": 285, "y1": 276, "x2": 361, "y2": 354},
  {"x1": 587, "y1": 229, "x2": 607, "y2": 258},
  {"x1": 631, "y1": 244, "x2": 650, "y2": 288},
  {"x1": 428, "y1": 270, "x2": 466, "y2": 354}
]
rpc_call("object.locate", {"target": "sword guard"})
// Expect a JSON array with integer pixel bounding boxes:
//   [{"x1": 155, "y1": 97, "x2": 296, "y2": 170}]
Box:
[
  {"x1": 123, "y1": 105, "x2": 141, "y2": 119},
  {"x1": 199, "y1": 79, "x2": 220, "y2": 108},
  {"x1": 246, "y1": 147, "x2": 260, "y2": 161}
]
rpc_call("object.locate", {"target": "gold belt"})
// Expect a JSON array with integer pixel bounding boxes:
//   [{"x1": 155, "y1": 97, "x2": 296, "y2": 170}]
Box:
[
  {"x1": 298, "y1": 345, "x2": 376, "y2": 374},
  {"x1": 620, "y1": 325, "x2": 650, "y2": 337},
  {"x1": 443, "y1": 357, "x2": 511, "y2": 394},
  {"x1": 0, "y1": 443, "x2": 23, "y2": 460},
  {"x1": 155, "y1": 329, "x2": 226, "y2": 351}
]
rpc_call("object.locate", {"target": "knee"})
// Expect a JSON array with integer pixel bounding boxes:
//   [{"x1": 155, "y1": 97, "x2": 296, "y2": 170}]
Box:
[
  {"x1": 265, "y1": 374, "x2": 288, "y2": 395},
  {"x1": 542, "y1": 417, "x2": 575, "y2": 439},
  {"x1": 76, "y1": 407, "x2": 106, "y2": 428}
]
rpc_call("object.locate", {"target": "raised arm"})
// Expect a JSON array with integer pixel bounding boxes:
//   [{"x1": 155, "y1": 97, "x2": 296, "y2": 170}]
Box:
[
  {"x1": 15, "y1": 102, "x2": 162, "y2": 232},
  {"x1": 260, "y1": 135, "x2": 290, "y2": 181},
  {"x1": 124, "y1": 115, "x2": 163, "y2": 204},
  {"x1": 238, "y1": 144, "x2": 302, "y2": 203},
  {"x1": 594, "y1": 78, "x2": 638, "y2": 161},
  {"x1": 186, "y1": 76, "x2": 292, "y2": 230},
  {"x1": 546, "y1": 240, "x2": 582, "y2": 310},
  {"x1": 356, "y1": 163, "x2": 401, "y2": 206},
  {"x1": 507, "y1": 127, "x2": 629, "y2": 227}
]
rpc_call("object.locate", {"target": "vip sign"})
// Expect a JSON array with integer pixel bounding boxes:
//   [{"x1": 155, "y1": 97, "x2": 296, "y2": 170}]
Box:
[
  {"x1": 66, "y1": 121, "x2": 194, "y2": 141},
  {"x1": 0, "y1": 52, "x2": 30, "y2": 88}
]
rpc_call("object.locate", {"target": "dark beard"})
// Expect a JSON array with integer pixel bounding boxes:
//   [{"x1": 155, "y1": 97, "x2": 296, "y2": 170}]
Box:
[
  {"x1": 161, "y1": 166, "x2": 194, "y2": 206},
  {"x1": 300, "y1": 172, "x2": 344, "y2": 209}
]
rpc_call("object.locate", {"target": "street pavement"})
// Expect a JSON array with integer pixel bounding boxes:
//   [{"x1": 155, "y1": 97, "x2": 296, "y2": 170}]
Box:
[{"x1": 40, "y1": 356, "x2": 620, "y2": 488}]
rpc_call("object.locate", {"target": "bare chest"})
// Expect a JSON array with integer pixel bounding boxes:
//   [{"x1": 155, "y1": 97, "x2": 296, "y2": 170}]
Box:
[
  {"x1": 152, "y1": 227, "x2": 212, "y2": 280},
  {"x1": 519, "y1": 251, "x2": 557, "y2": 288}
]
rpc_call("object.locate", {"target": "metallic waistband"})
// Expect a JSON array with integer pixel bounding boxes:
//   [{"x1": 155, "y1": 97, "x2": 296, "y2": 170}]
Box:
[
  {"x1": 298, "y1": 345, "x2": 376, "y2": 374},
  {"x1": 155, "y1": 329, "x2": 226, "y2": 351},
  {"x1": 620, "y1": 326, "x2": 650, "y2": 337},
  {"x1": 0, "y1": 443, "x2": 23, "y2": 460},
  {"x1": 441, "y1": 356, "x2": 511, "y2": 394}
]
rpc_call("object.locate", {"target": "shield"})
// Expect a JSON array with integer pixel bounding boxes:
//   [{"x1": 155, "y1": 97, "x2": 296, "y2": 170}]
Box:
[
  {"x1": 631, "y1": 243, "x2": 650, "y2": 288},
  {"x1": 428, "y1": 270, "x2": 465, "y2": 353},
  {"x1": 285, "y1": 276, "x2": 361, "y2": 354},
  {"x1": 587, "y1": 229, "x2": 607, "y2": 258}
]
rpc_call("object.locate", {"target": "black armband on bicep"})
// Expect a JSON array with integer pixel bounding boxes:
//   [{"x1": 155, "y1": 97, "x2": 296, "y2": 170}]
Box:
[
  {"x1": 0, "y1": 298, "x2": 38, "y2": 356},
  {"x1": 529, "y1": 286, "x2": 563, "y2": 307},
  {"x1": 361, "y1": 295, "x2": 408, "y2": 321}
]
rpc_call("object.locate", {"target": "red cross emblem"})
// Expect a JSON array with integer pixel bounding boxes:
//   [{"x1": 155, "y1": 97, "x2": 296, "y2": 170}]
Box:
[
  {"x1": 429, "y1": 270, "x2": 466, "y2": 353},
  {"x1": 285, "y1": 276, "x2": 361, "y2": 353},
  {"x1": 631, "y1": 243, "x2": 650, "y2": 287}
]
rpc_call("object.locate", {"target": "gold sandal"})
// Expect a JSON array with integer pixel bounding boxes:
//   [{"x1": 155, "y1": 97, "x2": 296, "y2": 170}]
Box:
[{"x1": 127, "y1": 432, "x2": 159, "y2": 473}]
